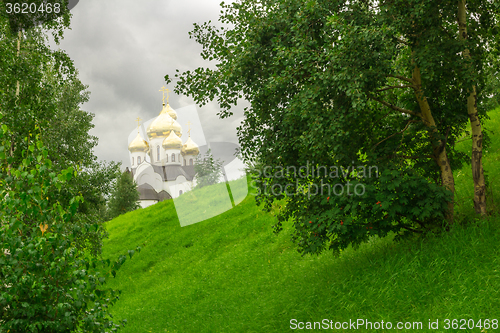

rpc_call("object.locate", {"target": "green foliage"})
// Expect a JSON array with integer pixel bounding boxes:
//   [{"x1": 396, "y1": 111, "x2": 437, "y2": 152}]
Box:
[
  {"x1": 454, "y1": 107, "x2": 500, "y2": 218},
  {"x1": 0, "y1": 0, "x2": 71, "y2": 35},
  {"x1": 482, "y1": 49, "x2": 500, "y2": 111},
  {"x1": 194, "y1": 149, "x2": 223, "y2": 189},
  {"x1": 106, "y1": 170, "x2": 140, "y2": 220},
  {"x1": 0, "y1": 8, "x2": 121, "y2": 257},
  {"x1": 0, "y1": 123, "x2": 137, "y2": 332},
  {"x1": 100, "y1": 173, "x2": 500, "y2": 332},
  {"x1": 174, "y1": 0, "x2": 499, "y2": 255}
]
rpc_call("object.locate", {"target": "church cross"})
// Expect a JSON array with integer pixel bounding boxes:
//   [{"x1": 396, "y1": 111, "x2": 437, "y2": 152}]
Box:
[
  {"x1": 159, "y1": 86, "x2": 171, "y2": 105},
  {"x1": 187, "y1": 121, "x2": 192, "y2": 136},
  {"x1": 135, "y1": 117, "x2": 142, "y2": 128}
]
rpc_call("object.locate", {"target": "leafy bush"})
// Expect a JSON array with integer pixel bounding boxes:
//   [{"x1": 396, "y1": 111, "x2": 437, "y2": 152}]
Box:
[
  {"x1": 0, "y1": 123, "x2": 137, "y2": 332},
  {"x1": 253, "y1": 163, "x2": 453, "y2": 255}
]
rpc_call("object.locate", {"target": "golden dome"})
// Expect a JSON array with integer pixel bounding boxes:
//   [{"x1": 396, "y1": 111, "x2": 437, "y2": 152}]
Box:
[
  {"x1": 165, "y1": 103, "x2": 177, "y2": 120},
  {"x1": 147, "y1": 104, "x2": 182, "y2": 138},
  {"x1": 162, "y1": 130, "x2": 182, "y2": 149},
  {"x1": 181, "y1": 136, "x2": 199, "y2": 155},
  {"x1": 128, "y1": 132, "x2": 149, "y2": 153}
]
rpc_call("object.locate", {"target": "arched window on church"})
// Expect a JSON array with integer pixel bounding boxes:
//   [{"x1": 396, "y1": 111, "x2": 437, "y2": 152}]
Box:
[
  {"x1": 189, "y1": 159, "x2": 193, "y2": 166},
  {"x1": 157, "y1": 146, "x2": 160, "y2": 161},
  {"x1": 132, "y1": 157, "x2": 134, "y2": 166},
  {"x1": 183, "y1": 158, "x2": 186, "y2": 166},
  {"x1": 138, "y1": 156, "x2": 141, "y2": 164},
  {"x1": 172, "y1": 153, "x2": 175, "y2": 162},
  {"x1": 179, "y1": 190, "x2": 183, "y2": 195},
  {"x1": 166, "y1": 154, "x2": 168, "y2": 163}
]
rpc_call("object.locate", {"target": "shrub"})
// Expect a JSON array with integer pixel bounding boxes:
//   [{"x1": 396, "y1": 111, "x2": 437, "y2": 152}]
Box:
[{"x1": 0, "y1": 123, "x2": 136, "y2": 332}]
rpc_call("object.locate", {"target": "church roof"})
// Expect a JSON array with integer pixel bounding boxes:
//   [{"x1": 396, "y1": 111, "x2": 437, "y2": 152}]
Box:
[
  {"x1": 164, "y1": 103, "x2": 178, "y2": 120},
  {"x1": 139, "y1": 164, "x2": 194, "y2": 182},
  {"x1": 137, "y1": 183, "x2": 159, "y2": 201},
  {"x1": 158, "y1": 190, "x2": 172, "y2": 201},
  {"x1": 147, "y1": 104, "x2": 182, "y2": 138},
  {"x1": 163, "y1": 165, "x2": 192, "y2": 181},
  {"x1": 137, "y1": 185, "x2": 172, "y2": 202},
  {"x1": 182, "y1": 165, "x2": 196, "y2": 178},
  {"x1": 128, "y1": 132, "x2": 149, "y2": 153},
  {"x1": 181, "y1": 136, "x2": 199, "y2": 155},
  {"x1": 162, "y1": 130, "x2": 182, "y2": 149},
  {"x1": 131, "y1": 164, "x2": 196, "y2": 182}
]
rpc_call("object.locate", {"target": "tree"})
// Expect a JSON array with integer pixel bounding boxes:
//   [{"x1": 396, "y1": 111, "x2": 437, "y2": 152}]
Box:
[
  {"x1": 173, "y1": 0, "x2": 499, "y2": 255},
  {"x1": 106, "y1": 168, "x2": 140, "y2": 220},
  {"x1": 2, "y1": 0, "x2": 71, "y2": 35},
  {"x1": 457, "y1": 0, "x2": 498, "y2": 216},
  {"x1": 194, "y1": 149, "x2": 224, "y2": 189},
  {"x1": 0, "y1": 4, "x2": 121, "y2": 256},
  {"x1": 0, "y1": 4, "x2": 136, "y2": 330},
  {"x1": 0, "y1": 122, "x2": 133, "y2": 333}
]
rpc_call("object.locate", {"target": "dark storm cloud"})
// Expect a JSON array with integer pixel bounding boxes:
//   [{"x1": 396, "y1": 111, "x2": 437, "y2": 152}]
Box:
[{"x1": 55, "y1": 0, "x2": 244, "y2": 168}]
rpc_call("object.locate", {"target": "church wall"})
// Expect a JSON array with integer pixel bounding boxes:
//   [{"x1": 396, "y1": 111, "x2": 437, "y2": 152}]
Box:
[
  {"x1": 149, "y1": 137, "x2": 165, "y2": 166},
  {"x1": 164, "y1": 148, "x2": 182, "y2": 165},
  {"x1": 166, "y1": 176, "x2": 193, "y2": 198},
  {"x1": 181, "y1": 155, "x2": 195, "y2": 166},
  {"x1": 135, "y1": 164, "x2": 163, "y2": 193},
  {"x1": 130, "y1": 150, "x2": 147, "y2": 168}
]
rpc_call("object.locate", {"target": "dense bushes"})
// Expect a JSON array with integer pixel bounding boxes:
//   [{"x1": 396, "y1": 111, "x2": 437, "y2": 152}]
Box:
[{"x1": 0, "y1": 124, "x2": 135, "y2": 332}]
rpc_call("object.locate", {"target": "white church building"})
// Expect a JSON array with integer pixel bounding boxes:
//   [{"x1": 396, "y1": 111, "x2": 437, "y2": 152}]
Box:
[{"x1": 128, "y1": 88, "x2": 200, "y2": 208}]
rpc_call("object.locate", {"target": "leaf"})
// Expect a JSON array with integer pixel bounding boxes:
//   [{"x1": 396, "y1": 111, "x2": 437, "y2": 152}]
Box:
[{"x1": 39, "y1": 223, "x2": 48, "y2": 236}]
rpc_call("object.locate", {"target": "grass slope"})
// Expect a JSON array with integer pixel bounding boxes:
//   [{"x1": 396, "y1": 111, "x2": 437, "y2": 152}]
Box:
[{"x1": 103, "y1": 108, "x2": 500, "y2": 333}]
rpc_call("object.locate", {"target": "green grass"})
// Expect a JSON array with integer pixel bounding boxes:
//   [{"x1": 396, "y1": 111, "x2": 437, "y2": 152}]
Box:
[
  {"x1": 454, "y1": 108, "x2": 500, "y2": 218},
  {"x1": 102, "y1": 108, "x2": 500, "y2": 333}
]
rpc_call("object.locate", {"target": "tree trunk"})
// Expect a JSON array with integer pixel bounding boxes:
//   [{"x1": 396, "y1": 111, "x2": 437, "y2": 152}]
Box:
[
  {"x1": 413, "y1": 65, "x2": 455, "y2": 223},
  {"x1": 16, "y1": 30, "x2": 21, "y2": 96},
  {"x1": 7, "y1": 31, "x2": 22, "y2": 176},
  {"x1": 458, "y1": 0, "x2": 487, "y2": 216}
]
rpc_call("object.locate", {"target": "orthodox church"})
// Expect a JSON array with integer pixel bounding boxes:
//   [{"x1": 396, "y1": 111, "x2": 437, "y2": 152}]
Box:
[{"x1": 128, "y1": 87, "x2": 200, "y2": 208}]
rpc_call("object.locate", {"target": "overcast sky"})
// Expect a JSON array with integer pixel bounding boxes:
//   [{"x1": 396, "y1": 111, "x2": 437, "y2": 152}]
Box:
[{"x1": 55, "y1": 0, "x2": 245, "y2": 169}]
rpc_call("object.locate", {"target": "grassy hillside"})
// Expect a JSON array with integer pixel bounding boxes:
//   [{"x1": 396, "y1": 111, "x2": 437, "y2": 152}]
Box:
[
  {"x1": 454, "y1": 108, "x2": 500, "y2": 219},
  {"x1": 102, "y1": 108, "x2": 500, "y2": 333}
]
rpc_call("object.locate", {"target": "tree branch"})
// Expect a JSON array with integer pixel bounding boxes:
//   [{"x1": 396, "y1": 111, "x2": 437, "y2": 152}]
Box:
[
  {"x1": 386, "y1": 74, "x2": 415, "y2": 84},
  {"x1": 368, "y1": 95, "x2": 422, "y2": 118},
  {"x1": 437, "y1": 126, "x2": 451, "y2": 154},
  {"x1": 370, "y1": 110, "x2": 393, "y2": 129},
  {"x1": 398, "y1": 154, "x2": 433, "y2": 160},
  {"x1": 376, "y1": 84, "x2": 415, "y2": 92},
  {"x1": 372, "y1": 120, "x2": 418, "y2": 149}
]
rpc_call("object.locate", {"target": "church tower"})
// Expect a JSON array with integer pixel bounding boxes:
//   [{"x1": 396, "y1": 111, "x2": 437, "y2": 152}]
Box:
[
  {"x1": 181, "y1": 121, "x2": 199, "y2": 166},
  {"x1": 128, "y1": 117, "x2": 149, "y2": 167},
  {"x1": 163, "y1": 130, "x2": 183, "y2": 165},
  {"x1": 129, "y1": 86, "x2": 200, "y2": 207},
  {"x1": 146, "y1": 87, "x2": 183, "y2": 166}
]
